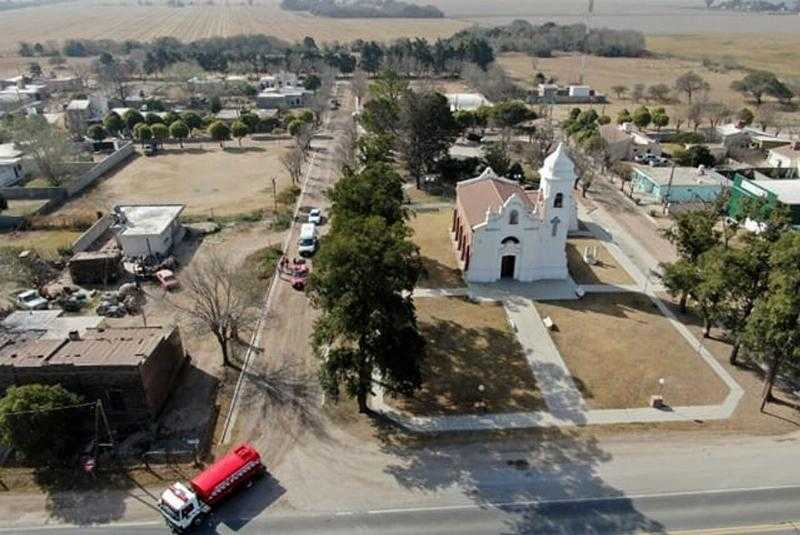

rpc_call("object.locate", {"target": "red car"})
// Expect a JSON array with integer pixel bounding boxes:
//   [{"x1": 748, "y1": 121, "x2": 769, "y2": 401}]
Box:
[{"x1": 156, "y1": 269, "x2": 180, "y2": 291}]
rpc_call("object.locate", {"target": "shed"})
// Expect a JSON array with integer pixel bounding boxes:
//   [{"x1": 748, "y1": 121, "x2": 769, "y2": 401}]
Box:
[{"x1": 112, "y1": 204, "x2": 185, "y2": 258}]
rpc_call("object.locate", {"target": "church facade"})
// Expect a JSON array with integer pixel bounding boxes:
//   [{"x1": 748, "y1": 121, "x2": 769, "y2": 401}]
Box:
[{"x1": 451, "y1": 143, "x2": 578, "y2": 283}]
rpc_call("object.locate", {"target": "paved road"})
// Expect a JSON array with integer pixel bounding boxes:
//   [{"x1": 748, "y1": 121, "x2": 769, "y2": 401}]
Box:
[{"x1": 5, "y1": 484, "x2": 800, "y2": 534}]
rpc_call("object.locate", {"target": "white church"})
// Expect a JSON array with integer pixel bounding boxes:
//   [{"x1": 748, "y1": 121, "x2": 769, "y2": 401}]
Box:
[{"x1": 451, "y1": 143, "x2": 578, "y2": 283}]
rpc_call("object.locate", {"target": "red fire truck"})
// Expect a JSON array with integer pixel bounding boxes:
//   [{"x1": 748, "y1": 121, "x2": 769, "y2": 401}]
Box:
[{"x1": 158, "y1": 443, "x2": 265, "y2": 533}]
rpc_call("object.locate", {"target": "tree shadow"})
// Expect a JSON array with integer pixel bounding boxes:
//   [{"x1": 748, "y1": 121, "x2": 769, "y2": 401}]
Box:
[
  {"x1": 417, "y1": 256, "x2": 465, "y2": 290},
  {"x1": 223, "y1": 146, "x2": 266, "y2": 154},
  {"x1": 374, "y1": 425, "x2": 666, "y2": 534}
]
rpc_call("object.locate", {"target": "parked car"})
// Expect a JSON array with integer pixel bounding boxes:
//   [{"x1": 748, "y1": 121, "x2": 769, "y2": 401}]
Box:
[
  {"x1": 308, "y1": 208, "x2": 322, "y2": 225},
  {"x1": 297, "y1": 223, "x2": 318, "y2": 257},
  {"x1": 143, "y1": 143, "x2": 157, "y2": 156},
  {"x1": 155, "y1": 269, "x2": 180, "y2": 291},
  {"x1": 16, "y1": 289, "x2": 48, "y2": 310}
]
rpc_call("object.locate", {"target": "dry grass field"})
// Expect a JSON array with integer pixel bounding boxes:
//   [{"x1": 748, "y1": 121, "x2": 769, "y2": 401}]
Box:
[
  {"x1": 535, "y1": 292, "x2": 728, "y2": 410},
  {"x1": 0, "y1": 229, "x2": 81, "y2": 258},
  {"x1": 50, "y1": 141, "x2": 292, "y2": 221},
  {"x1": 388, "y1": 296, "x2": 545, "y2": 416},
  {"x1": 566, "y1": 237, "x2": 634, "y2": 286},
  {"x1": 0, "y1": 0, "x2": 468, "y2": 56},
  {"x1": 408, "y1": 209, "x2": 464, "y2": 289},
  {"x1": 499, "y1": 50, "x2": 800, "y2": 127},
  {"x1": 648, "y1": 34, "x2": 800, "y2": 79}
]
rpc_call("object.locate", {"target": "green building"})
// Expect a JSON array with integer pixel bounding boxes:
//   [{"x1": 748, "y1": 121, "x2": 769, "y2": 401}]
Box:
[{"x1": 728, "y1": 174, "x2": 800, "y2": 229}]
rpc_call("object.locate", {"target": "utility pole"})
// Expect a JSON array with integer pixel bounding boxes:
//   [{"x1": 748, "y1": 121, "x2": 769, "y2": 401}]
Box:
[
  {"x1": 664, "y1": 164, "x2": 676, "y2": 215},
  {"x1": 95, "y1": 400, "x2": 115, "y2": 449},
  {"x1": 272, "y1": 176, "x2": 277, "y2": 213}
]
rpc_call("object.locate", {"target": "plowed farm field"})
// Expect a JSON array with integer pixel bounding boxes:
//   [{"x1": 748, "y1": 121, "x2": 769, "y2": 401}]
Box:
[{"x1": 0, "y1": 0, "x2": 468, "y2": 54}]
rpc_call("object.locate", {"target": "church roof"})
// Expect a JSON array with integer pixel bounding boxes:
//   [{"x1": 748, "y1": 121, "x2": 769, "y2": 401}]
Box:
[
  {"x1": 456, "y1": 168, "x2": 534, "y2": 229},
  {"x1": 541, "y1": 142, "x2": 575, "y2": 178}
]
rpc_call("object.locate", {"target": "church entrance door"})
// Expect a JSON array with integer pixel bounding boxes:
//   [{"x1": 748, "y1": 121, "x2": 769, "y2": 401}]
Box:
[{"x1": 500, "y1": 255, "x2": 516, "y2": 279}]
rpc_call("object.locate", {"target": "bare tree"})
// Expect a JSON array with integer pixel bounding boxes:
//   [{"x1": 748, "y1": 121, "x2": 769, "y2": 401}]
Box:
[
  {"x1": 351, "y1": 69, "x2": 368, "y2": 110},
  {"x1": 687, "y1": 102, "x2": 706, "y2": 132},
  {"x1": 11, "y1": 116, "x2": 73, "y2": 186},
  {"x1": 295, "y1": 123, "x2": 315, "y2": 157},
  {"x1": 755, "y1": 103, "x2": 779, "y2": 133},
  {"x1": 674, "y1": 71, "x2": 710, "y2": 103},
  {"x1": 672, "y1": 105, "x2": 689, "y2": 132},
  {"x1": 524, "y1": 121, "x2": 557, "y2": 170},
  {"x1": 705, "y1": 101, "x2": 733, "y2": 129},
  {"x1": 332, "y1": 120, "x2": 358, "y2": 172},
  {"x1": 280, "y1": 146, "x2": 305, "y2": 185},
  {"x1": 170, "y1": 252, "x2": 261, "y2": 368}
]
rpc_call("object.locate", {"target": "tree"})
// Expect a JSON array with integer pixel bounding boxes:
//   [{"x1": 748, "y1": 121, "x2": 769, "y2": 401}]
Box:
[
  {"x1": 209, "y1": 95, "x2": 222, "y2": 114},
  {"x1": 351, "y1": 69, "x2": 369, "y2": 107},
  {"x1": 490, "y1": 100, "x2": 535, "y2": 129},
  {"x1": 180, "y1": 111, "x2": 203, "y2": 130},
  {"x1": 28, "y1": 62, "x2": 42, "y2": 78},
  {"x1": 169, "y1": 120, "x2": 189, "y2": 148},
  {"x1": 737, "y1": 107, "x2": 755, "y2": 126},
  {"x1": 171, "y1": 252, "x2": 260, "y2": 368},
  {"x1": 674, "y1": 145, "x2": 715, "y2": 167},
  {"x1": 652, "y1": 111, "x2": 670, "y2": 130},
  {"x1": 123, "y1": 109, "x2": 145, "y2": 135},
  {"x1": 132, "y1": 123, "x2": 152, "y2": 147},
  {"x1": 731, "y1": 70, "x2": 791, "y2": 105},
  {"x1": 648, "y1": 83, "x2": 671, "y2": 103},
  {"x1": 280, "y1": 146, "x2": 305, "y2": 185},
  {"x1": 207, "y1": 121, "x2": 230, "y2": 148},
  {"x1": 0, "y1": 384, "x2": 83, "y2": 464},
  {"x1": 303, "y1": 74, "x2": 321, "y2": 91},
  {"x1": 93, "y1": 52, "x2": 130, "y2": 101},
  {"x1": 524, "y1": 121, "x2": 557, "y2": 170},
  {"x1": 631, "y1": 83, "x2": 645, "y2": 103},
  {"x1": 611, "y1": 84, "x2": 628, "y2": 99},
  {"x1": 754, "y1": 103, "x2": 779, "y2": 133},
  {"x1": 662, "y1": 209, "x2": 720, "y2": 264},
  {"x1": 674, "y1": 71, "x2": 710, "y2": 103},
  {"x1": 483, "y1": 141, "x2": 512, "y2": 177},
  {"x1": 11, "y1": 116, "x2": 72, "y2": 186},
  {"x1": 308, "y1": 214, "x2": 424, "y2": 413},
  {"x1": 617, "y1": 109, "x2": 632, "y2": 125},
  {"x1": 632, "y1": 106, "x2": 652, "y2": 129},
  {"x1": 705, "y1": 101, "x2": 732, "y2": 129},
  {"x1": 102, "y1": 111, "x2": 124, "y2": 137},
  {"x1": 687, "y1": 102, "x2": 705, "y2": 132},
  {"x1": 230, "y1": 120, "x2": 249, "y2": 146},
  {"x1": 742, "y1": 232, "x2": 800, "y2": 411},
  {"x1": 151, "y1": 123, "x2": 169, "y2": 147},
  {"x1": 87, "y1": 124, "x2": 106, "y2": 142},
  {"x1": 661, "y1": 258, "x2": 701, "y2": 313},
  {"x1": 398, "y1": 90, "x2": 459, "y2": 188},
  {"x1": 329, "y1": 161, "x2": 407, "y2": 224},
  {"x1": 145, "y1": 112, "x2": 163, "y2": 126}
]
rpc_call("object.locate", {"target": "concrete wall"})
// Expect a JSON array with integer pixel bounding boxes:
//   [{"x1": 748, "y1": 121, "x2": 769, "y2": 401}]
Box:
[
  {"x1": 71, "y1": 213, "x2": 115, "y2": 253},
  {"x1": 65, "y1": 141, "x2": 134, "y2": 197},
  {"x1": 0, "y1": 186, "x2": 66, "y2": 200},
  {"x1": 0, "y1": 215, "x2": 25, "y2": 229},
  {"x1": 139, "y1": 328, "x2": 186, "y2": 416}
]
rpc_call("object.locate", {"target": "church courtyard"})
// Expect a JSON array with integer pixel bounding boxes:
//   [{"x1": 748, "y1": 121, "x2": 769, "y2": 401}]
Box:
[
  {"x1": 386, "y1": 297, "x2": 545, "y2": 416},
  {"x1": 535, "y1": 292, "x2": 729, "y2": 410},
  {"x1": 409, "y1": 209, "x2": 465, "y2": 289},
  {"x1": 566, "y1": 237, "x2": 636, "y2": 286}
]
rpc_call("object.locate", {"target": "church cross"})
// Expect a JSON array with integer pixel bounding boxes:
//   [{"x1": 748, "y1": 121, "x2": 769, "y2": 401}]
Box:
[{"x1": 550, "y1": 216, "x2": 561, "y2": 237}]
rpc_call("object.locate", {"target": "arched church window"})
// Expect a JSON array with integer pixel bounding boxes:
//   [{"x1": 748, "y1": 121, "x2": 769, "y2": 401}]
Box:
[
  {"x1": 554, "y1": 193, "x2": 563, "y2": 208},
  {"x1": 501, "y1": 236, "x2": 520, "y2": 245},
  {"x1": 509, "y1": 210, "x2": 519, "y2": 225}
]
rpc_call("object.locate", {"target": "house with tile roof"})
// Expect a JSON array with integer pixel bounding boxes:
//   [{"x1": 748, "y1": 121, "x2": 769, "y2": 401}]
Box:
[{"x1": 452, "y1": 143, "x2": 577, "y2": 283}]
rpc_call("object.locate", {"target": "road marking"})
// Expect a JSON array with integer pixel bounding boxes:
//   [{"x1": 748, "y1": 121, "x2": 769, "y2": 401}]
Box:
[
  {"x1": 667, "y1": 523, "x2": 800, "y2": 534},
  {"x1": 219, "y1": 89, "x2": 338, "y2": 444},
  {"x1": 0, "y1": 520, "x2": 162, "y2": 532}
]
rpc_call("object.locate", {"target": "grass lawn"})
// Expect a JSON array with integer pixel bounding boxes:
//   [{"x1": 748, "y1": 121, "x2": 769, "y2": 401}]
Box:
[
  {"x1": 535, "y1": 293, "x2": 728, "y2": 410},
  {"x1": 3, "y1": 199, "x2": 50, "y2": 217},
  {"x1": 408, "y1": 209, "x2": 465, "y2": 289},
  {"x1": 388, "y1": 297, "x2": 545, "y2": 416},
  {"x1": 0, "y1": 230, "x2": 81, "y2": 259},
  {"x1": 566, "y1": 237, "x2": 634, "y2": 286},
  {"x1": 405, "y1": 186, "x2": 452, "y2": 205}
]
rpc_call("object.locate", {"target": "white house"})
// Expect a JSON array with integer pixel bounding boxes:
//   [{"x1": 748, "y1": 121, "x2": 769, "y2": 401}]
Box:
[
  {"x1": 599, "y1": 123, "x2": 661, "y2": 162},
  {"x1": 0, "y1": 143, "x2": 24, "y2": 186},
  {"x1": 768, "y1": 142, "x2": 800, "y2": 173},
  {"x1": 452, "y1": 143, "x2": 577, "y2": 283},
  {"x1": 111, "y1": 204, "x2": 185, "y2": 258}
]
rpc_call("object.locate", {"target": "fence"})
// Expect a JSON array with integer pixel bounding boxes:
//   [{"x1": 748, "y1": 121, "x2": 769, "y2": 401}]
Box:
[
  {"x1": 65, "y1": 141, "x2": 135, "y2": 197},
  {"x1": 71, "y1": 213, "x2": 115, "y2": 252},
  {"x1": 0, "y1": 186, "x2": 66, "y2": 200}
]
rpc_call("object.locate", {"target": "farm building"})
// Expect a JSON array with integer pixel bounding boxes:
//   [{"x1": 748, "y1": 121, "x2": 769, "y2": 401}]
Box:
[
  {"x1": 0, "y1": 142, "x2": 24, "y2": 186},
  {"x1": 728, "y1": 174, "x2": 800, "y2": 230},
  {"x1": 600, "y1": 123, "x2": 662, "y2": 162},
  {"x1": 256, "y1": 87, "x2": 312, "y2": 110},
  {"x1": 631, "y1": 165, "x2": 730, "y2": 204},
  {"x1": 111, "y1": 204, "x2": 185, "y2": 258},
  {"x1": 452, "y1": 144, "x2": 577, "y2": 283},
  {"x1": 446, "y1": 93, "x2": 490, "y2": 112},
  {"x1": 0, "y1": 326, "x2": 186, "y2": 425},
  {"x1": 2, "y1": 310, "x2": 104, "y2": 340},
  {"x1": 65, "y1": 97, "x2": 106, "y2": 135}
]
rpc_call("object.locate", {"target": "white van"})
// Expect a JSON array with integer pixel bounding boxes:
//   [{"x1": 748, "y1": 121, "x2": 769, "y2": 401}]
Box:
[{"x1": 297, "y1": 223, "x2": 318, "y2": 257}]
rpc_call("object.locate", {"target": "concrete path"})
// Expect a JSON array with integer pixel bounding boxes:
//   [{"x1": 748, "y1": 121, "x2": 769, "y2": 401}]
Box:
[
  {"x1": 412, "y1": 287, "x2": 468, "y2": 298},
  {"x1": 468, "y1": 278, "x2": 579, "y2": 302}
]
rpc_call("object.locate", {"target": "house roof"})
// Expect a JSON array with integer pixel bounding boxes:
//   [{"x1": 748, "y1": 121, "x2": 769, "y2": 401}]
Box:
[
  {"x1": 0, "y1": 143, "x2": 22, "y2": 159},
  {"x1": 2, "y1": 310, "x2": 104, "y2": 340},
  {"x1": 114, "y1": 204, "x2": 184, "y2": 237},
  {"x1": 748, "y1": 179, "x2": 800, "y2": 205},
  {"x1": 456, "y1": 168, "x2": 534, "y2": 229},
  {"x1": 67, "y1": 99, "x2": 91, "y2": 110},
  {"x1": 446, "y1": 93, "x2": 490, "y2": 111},
  {"x1": 0, "y1": 326, "x2": 172, "y2": 368},
  {"x1": 770, "y1": 144, "x2": 800, "y2": 162},
  {"x1": 633, "y1": 165, "x2": 729, "y2": 188}
]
